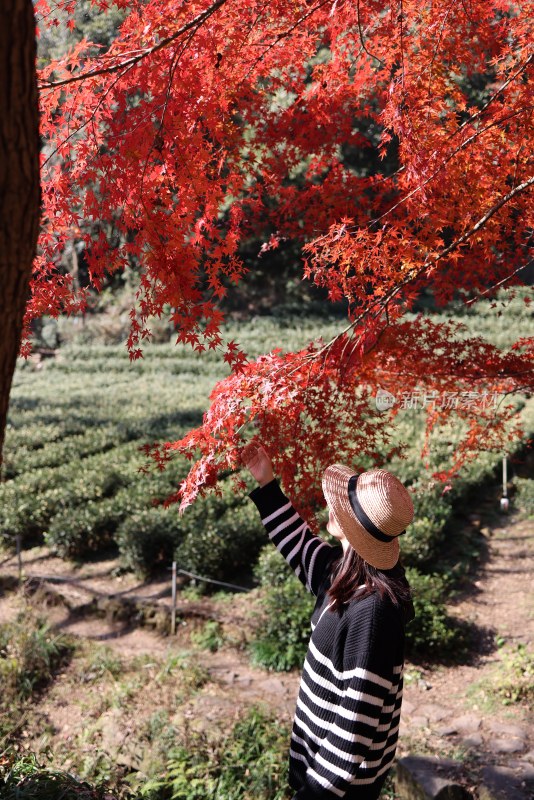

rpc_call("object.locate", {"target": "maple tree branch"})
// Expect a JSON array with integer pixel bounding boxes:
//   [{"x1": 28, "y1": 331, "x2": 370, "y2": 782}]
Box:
[
  {"x1": 381, "y1": 175, "x2": 534, "y2": 309},
  {"x1": 373, "y1": 107, "x2": 531, "y2": 225},
  {"x1": 356, "y1": 0, "x2": 385, "y2": 66},
  {"x1": 426, "y1": 2, "x2": 454, "y2": 102},
  {"x1": 38, "y1": 0, "x2": 231, "y2": 89},
  {"x1": 138, "y1": 29, "x2": 198, "y2": 216},
  {"x1": 458, "y1": 0, "x2": 476, "y2": 25},
  {"x1": 432, "y1": 175, "x2": 534, "y2": 262},
  {"x1": 239, "y1": 0, "x2": 335, "y2": 85},
  {"x1": 370, "y1": 53, "x2": 533, "y2": 224},
  {"x1": 465, "y1": 258, "x2": 534, "y2": 306},
  {"x1": 399, "y1": 0, "x2": 405, "y2": 86},
  {"x1": 465, "y1": 52, "x2": 532, "y2": 132},
  {"x1": 301, "y1": 176, "x2": 534, "y2": 368},
  {"x1": 41, "y1": 65, "x2": 133, "y2": 170}
]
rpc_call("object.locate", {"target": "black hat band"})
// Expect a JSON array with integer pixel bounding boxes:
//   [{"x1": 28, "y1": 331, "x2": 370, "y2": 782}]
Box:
[{"x1": 348, "y1": 475, "x2": 405, "y2": 543}]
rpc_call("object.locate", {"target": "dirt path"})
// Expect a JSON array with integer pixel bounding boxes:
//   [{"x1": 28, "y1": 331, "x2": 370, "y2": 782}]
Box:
[
  {"x1": 1, "y1": 511, "x2": 532, "y2": 798},
  {"x1": 399, "y1": 514, "x2": 534, "y2": 798}
]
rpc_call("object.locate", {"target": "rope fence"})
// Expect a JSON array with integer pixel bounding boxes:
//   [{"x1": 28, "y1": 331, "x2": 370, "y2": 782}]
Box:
[{"x1": 173, "y1": 566, "x2": 252, "y2": 594}]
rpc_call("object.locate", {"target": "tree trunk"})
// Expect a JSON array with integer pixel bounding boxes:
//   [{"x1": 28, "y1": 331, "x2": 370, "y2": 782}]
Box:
[{"x1": 0, "y1": 0, "x2": 41, "y2": 469}]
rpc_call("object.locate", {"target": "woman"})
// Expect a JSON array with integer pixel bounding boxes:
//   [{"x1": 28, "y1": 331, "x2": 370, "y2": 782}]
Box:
[{"x1": 243, "y1": 444, "x2": 415, "y2": 800}]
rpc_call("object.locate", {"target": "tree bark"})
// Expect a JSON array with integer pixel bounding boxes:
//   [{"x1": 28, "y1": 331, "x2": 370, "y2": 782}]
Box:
[{"x1": 0, "y1": 0, "x2": 41, "y2": 469}]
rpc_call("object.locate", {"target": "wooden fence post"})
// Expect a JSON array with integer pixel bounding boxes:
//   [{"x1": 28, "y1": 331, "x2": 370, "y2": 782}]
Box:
[{"x1": 171, "y1": 561, "x2": 177, "y2": 635}]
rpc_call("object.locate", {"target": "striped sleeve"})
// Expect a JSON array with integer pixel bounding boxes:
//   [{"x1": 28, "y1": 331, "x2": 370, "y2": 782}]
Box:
[{"x1": 249, "y1": 479, "x2": 335, "y2": 596}]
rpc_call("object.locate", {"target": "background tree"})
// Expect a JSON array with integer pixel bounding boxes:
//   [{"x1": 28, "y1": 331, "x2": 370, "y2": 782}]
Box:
[
  {"x1": 0, "y1": 0, "x2": 41, "y2": 468},
  {"x1": 29, "y1": 0, "x2": 534, "y2": 510}
]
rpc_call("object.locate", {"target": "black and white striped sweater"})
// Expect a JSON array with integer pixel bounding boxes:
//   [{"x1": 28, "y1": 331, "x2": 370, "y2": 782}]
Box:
[{"x1": 249, "y1": 479, "x2": 410, "y2": 800}]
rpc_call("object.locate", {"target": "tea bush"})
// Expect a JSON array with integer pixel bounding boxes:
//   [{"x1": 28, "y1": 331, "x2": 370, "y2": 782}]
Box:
[
  {"x1": 0, "y1": 448, "x2": 142, "y2": 547},
  {"x1": 253, "y1": 544, "x2": 295, "y2": 587},
  {"x1": 250, "y1": 576, "x2": 316, "y2": 671},
  {"x1": 46, "y1": 498, "x2": 126, "y2": 557},
  {"x1": 174, "y1": 498, "x2": 264, "y2": 581},
  {"x1": 513, "y1": 477, "x2": 534, "y2": 517},
  {"x1": 400, "y1": 487, "x2": 451, "y2": 568},
  {"x1": 115, "y1": 506, "x2": 184, "y2": 574},
  {"x1": 404, "y1": 568, "x2": 465, "y2": 658}
]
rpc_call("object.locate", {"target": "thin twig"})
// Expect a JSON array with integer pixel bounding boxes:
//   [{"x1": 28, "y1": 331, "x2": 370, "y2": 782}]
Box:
[
  {"x1": 369, "y1": 53, "x2": 533, "y2": 224},
  {"x1": 238, "y1": 0, "x2": 334, "y2": 86},
  {"x1": 296, "y1": 179, "x2": 534, "y2": 368},
  {"x1": 39, "y1": 0, "x2": 231, "y2": 88},
  {"x1": 429, "y1": 175, "x2": 534, "y2": 263},
  {"x1": 426, "y1": 2, "x2": 454, "y2": 103},
  {"x1": 356, "y1": 0, "x2": 385, "y2": 66},
  {"x1": 465, "y1": 259, "x2": 534, "y2": 305},
  {"x1": 41, "y1": 60, "x2": 140, "y2": 168},
  {"x1": 371, "y1": 107, "x2": 530, "y2": 224}
]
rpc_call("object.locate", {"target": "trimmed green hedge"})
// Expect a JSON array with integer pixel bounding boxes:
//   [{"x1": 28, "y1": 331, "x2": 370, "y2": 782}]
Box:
[
  {"x1": 249, "y1": 576, "x2": 316, "y2": 671},
  {"x1": 174, "y1": 496, "x2": 264, "y2": 582},
  {"x1": 513, "y1": 477, "x2": 534, "y2": 517}
]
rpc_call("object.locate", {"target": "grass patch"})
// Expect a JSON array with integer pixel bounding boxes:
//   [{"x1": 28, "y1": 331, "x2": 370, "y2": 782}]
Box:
[
  {"x1": 80, "y1": 646, "x2": 124, "y2": 683},
  {"x1": 190, "y1": 620, "x2": 225, "y2": 653},
  {"x1": 139, "y1": 706, "x2": 292, "y2": 800},
  {"x1": 0, "y1": 610, "x2": 72, "y2": 712},
  {"x1": 0, "y1": 752, "x2": 114, "y2": 800},
  {"x1": 156, "y1": 652, "x2": 210, "y2": 694},
  {"x1": 467, "y1": 642, "x2": 534, "y2": 711}
]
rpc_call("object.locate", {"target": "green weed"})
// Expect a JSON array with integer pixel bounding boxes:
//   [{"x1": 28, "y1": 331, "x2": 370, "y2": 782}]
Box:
[
  {"x1": 466, "y1": 643, "x2": 534, "y2": 711},
  {"x1": 0, "y1": 612, "x2": 72, "y2": 705},
  {"x1": 81, "y1": 646, "x2": 123, "y2": 682},
  {"x1": 139, "y1": 706, "x2": 292, "y2": 800},
  {"x1": 156, "y1": 652, "x2": 210, "y2": 694},
  {"x1": 492, "y1": 643, "x2": 534, "y2": 705},
  {"x1": 0, "y1": 752, "x2": 112, "y2": 800},
  {"x1": 190, "y1": 620, "x2": 224, "y2": 653},
  {"x1": 513, "y1": 477, "x2": 534, "y2": 518}
]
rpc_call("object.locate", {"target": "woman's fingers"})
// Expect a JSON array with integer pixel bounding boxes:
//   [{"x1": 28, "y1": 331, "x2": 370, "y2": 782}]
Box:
[
  {"x1": 241, "y1": 442, "x2": 259, "y2": 465},
  {"x1": 241, "y1": 443, "x2": 274, "y2": 487}
]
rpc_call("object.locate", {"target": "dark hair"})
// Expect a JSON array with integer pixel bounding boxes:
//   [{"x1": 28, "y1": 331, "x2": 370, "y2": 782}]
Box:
[{"x1": 327, "y1": 547, "x2": 412, "y2": 613}]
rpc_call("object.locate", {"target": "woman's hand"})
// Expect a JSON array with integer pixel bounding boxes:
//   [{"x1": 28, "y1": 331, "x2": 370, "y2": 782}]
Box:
[{"x1": 242, "y1": 443, "x2": 275, "y2": 488}]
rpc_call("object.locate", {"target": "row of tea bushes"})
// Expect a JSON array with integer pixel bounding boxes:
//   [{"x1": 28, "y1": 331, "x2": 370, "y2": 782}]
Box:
[
  {"x1": 4, "y1": 300, "x2": 534, "y2": 591},
  {"x1": 0, "y1": 446, "x2": 265, "y2": 577},
  {"x1": 2, "y1": 315, "x2": 347, "y2": 580}
]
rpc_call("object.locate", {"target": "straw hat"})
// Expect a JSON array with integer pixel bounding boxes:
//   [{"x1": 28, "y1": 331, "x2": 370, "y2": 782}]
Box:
[{"x1": 322, "y1": 465, "x2": 414, "y2": 569}]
